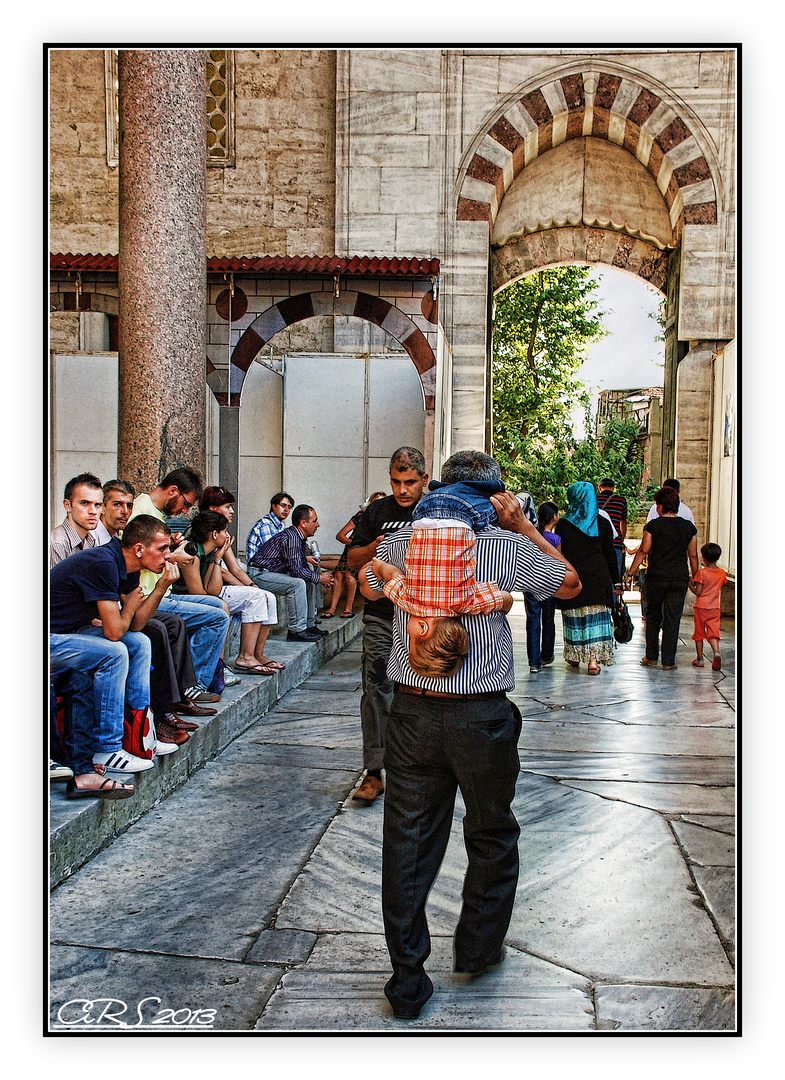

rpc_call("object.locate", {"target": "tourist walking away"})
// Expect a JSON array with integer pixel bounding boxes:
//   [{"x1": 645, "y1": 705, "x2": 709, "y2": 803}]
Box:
[
  {"x1": 626, "y1": 486, "x2": 698, "y2": 670},
  {"x1": 362, "y1": 450, "x2": 579, "y2": 1020},
  {"x1": 689, "y1": 542, "x2": 727, "y2": 670},
  {"x1": 596, "y1": 478, "x2": 628, "y2": 582},
  {"x1": 524, "y1": 502, "x2": 561, "y2": 673},
  {"x1": 554, "y1": 481, "x2": 620, "y2": 675}
]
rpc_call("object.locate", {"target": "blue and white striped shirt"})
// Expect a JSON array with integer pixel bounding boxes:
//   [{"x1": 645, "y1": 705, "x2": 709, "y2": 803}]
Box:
[
  {"x1": 373, "y1": 525, "x2": 566, "y2": 695},
  {"x1": 246, "y1": 512, "x2": 284, "y2": 562}
]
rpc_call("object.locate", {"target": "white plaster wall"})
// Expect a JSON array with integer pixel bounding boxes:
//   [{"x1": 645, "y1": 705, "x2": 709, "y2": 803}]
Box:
[{"x1": 50, "y1": 352, "x2": 118, "y2": 529}]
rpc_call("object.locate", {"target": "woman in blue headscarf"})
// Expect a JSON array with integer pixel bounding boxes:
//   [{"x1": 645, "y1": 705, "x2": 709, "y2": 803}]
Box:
[{"x1": 554, "y1": 481, "x2": 621, "y2": 674}]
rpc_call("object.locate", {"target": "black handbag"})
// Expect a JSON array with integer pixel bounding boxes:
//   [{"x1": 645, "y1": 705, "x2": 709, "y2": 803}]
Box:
[{"x1": 612, "y1": 597, "x2": 634, "y2": 643}]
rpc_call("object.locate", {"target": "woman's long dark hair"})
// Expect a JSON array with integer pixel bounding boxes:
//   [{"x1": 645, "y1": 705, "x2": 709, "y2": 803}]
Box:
[{"x1": 537, "y1": 501, "x2": 559, "y2": 533}]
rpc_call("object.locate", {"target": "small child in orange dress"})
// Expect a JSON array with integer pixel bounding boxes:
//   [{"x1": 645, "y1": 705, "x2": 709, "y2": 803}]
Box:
[{"x1": 688, "y1": 542, "x2": 728, "y2": 670}]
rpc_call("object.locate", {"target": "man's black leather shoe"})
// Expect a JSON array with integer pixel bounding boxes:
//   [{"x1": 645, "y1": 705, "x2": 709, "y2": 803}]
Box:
[
  {"x1": 307, "y1": 625, "x2": 328, "y2": 637},
  {"x1": 287, "y1": 629, "x2": 322, "y2": 643},
  {"x1": 454, "y1": 946, "x2": 506, "y2": 977}
]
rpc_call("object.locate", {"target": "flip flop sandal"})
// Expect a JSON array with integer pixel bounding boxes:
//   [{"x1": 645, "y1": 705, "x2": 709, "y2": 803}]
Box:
[
  {"x1": 341, "y1": 611, "x2": 354, "y2": 618},
  {"x1": 232, "y1": 664, "x2": 275, "y2": 676},
  {"x1": 66, "y1": 778, "x2": 134, "y2": 800},
  {"x1": 321, "y1": 612, "x2": 335, "y2": 619},
  {"x1": 692, "y1": 659, "x2": 704, "y2": 667},
  {"x1": 259, "y1": 659, "x2": 285, "y2": 670}
]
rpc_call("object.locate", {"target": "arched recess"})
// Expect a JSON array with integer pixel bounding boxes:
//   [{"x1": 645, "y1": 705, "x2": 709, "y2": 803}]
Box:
[
  {"x1": 457, "y1": 65, "x2": 721, "y2": 242},
  {"x1": 210, "y1": 290, "x2": 437, "y2": 409}
]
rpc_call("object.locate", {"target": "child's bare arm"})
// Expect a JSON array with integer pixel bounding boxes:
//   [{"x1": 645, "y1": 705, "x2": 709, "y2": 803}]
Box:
[
  {"x1": 501, "y1": 590, "x2": 514, "y2": 613},
  {"x1": 371, "y1": 557, "x2": 404, "y2": 584},
  {"x1": 689, "y1": 577, "x2": 704, "y2": 597}
]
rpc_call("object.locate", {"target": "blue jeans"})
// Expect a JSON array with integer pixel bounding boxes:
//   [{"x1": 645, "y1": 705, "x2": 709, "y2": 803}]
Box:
[
  {"x1": 49, "y1": 629, "x2": 152, "y2": 759},
  {"x1": 524, "y1": 593, "x2": 556, "y2": 668},
  {"x1": 382, "y1": 692, "x2": 522, "y2": 1016},
  {"x1": 156, "y1": 595, "x2": 229, "y2": 687},
  {"x1": 245, "y1": 567, "x2": 314, "y2": 633}
]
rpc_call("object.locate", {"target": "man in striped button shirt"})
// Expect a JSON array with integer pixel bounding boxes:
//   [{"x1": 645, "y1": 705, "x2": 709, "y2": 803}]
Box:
[
  {"x1": 362, "y1": 450, "x2": 581, "y2": 1020},
  {"x1": 49, "y1": 472, "x2": 103, "y2": 568}
]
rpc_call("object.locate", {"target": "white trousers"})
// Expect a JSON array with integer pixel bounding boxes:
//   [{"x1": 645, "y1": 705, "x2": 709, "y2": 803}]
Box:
[{"x1": 219, "y1": 585, "x2": 277, "y2": 625}]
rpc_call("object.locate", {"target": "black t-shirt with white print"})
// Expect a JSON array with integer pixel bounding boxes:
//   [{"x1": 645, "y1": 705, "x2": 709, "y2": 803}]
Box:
[{"x1": 349, "y1": 494, "x2": 417, "y2": 620}]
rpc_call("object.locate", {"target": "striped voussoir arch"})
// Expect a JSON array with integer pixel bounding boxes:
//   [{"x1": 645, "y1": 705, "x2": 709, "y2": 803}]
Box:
[
  {"x1": 457, "y1": 71, "x2": 717, "y2": 242},
  {"x1": 212, "y1": 290, "x2": 437, "y2": 408}
]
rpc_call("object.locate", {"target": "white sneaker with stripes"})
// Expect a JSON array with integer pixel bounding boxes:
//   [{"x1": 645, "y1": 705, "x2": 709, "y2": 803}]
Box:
[{"x1": 93, "y1": 750, "x2": 156, "y2": 773}]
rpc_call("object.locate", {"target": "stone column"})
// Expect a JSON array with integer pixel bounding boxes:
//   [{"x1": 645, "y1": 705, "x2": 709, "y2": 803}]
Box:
[{"x1": 118, "y1": 49, "x2": 206, "y2": 492}]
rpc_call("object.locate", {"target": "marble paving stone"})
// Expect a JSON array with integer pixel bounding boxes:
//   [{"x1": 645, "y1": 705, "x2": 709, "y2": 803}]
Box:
[
  {"x1": 508, "y1": 775, "x2": 733, "y2": 983},
  {"x1": 516, "y1": 720, "x2": 734, "y2": 757},
  {"x1": 50, "y1": 760, "x2": 358, "y2": 961},
  {"x1": 256, "y1": 939, "x2": 594, "y2": 1031},
  {"x1": 246, "y1": 928, "x2": 318, "y2": 966},
  {"x1": 559, "y1": 780, "x2": 735, "y2": 816},
  {"x1": 49, "y1": 945, "x2": 282, "y2": 1032},
  {"x1": 250, "y1": 712, "x2": 362, "y2": 748},
  {"x1": 575, "y1": 700, "x2": 735, "y2": 726},
  {"x1": 519, "y1": 751, "x2": 735, "y2": 785},
  {"x1": 273, "y1": 687, "x2": 362, "y2": 714},
  {"x1": 672, "y1": 821, "x2": 735, "y2": 866},
  {"x1": 681, "y1": 813, "x2": 735, "y2": 834},
  {"x1": 217, "y1": 741, "x2": 361, "y2": 771},
  {"x1": 595, "y1": 985, "x2": 735, "y2": 1031},
  {"x1": 692, "y1": 866, "x2": 735, "y2": 948}
]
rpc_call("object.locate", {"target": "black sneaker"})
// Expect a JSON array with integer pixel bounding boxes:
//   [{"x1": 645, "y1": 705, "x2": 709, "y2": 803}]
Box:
[
  {"x1": 286, "y1": 629, "x2": 322, "y2": 643},
  {"x1": 307, "y1": 625, "x2": 329, "y2": 637}
]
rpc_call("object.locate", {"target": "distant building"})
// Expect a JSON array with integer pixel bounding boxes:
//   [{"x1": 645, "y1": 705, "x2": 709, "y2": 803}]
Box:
[{"x1": 596, "y1": 388, "x2": 664, "y2": 487}]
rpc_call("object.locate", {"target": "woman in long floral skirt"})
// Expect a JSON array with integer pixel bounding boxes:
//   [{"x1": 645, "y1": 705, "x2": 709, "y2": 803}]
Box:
[{"x1": 554, "y1": 481, "x2": 621, "y2": 675}]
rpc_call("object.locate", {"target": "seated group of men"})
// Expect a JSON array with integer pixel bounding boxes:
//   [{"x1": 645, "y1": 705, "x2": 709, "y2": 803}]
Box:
[{"x1": 49, "y1": 470, "x2": 336, "y2": 800}]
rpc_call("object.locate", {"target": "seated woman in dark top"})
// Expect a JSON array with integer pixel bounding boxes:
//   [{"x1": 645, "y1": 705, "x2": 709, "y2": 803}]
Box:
[
  {"x1": 554, "y1": 481, "x2": 620, "y2": 675},
  {"x1": 626, "y1": 486, "x2": 698, "y2": 670}
]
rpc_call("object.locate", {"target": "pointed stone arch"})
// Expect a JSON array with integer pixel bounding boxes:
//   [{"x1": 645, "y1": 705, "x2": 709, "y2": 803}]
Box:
[
  {"x1": 457, "y1": 65, "x2": 720, "y2": 245},
  {"x1": 210, "y1": 289, "x2": 437, "y2": 408}
]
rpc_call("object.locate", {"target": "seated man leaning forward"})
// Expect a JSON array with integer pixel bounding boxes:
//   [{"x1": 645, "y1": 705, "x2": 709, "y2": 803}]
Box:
[
  {"x1": 49, "y1": 514, "x2": 182, "y2": 797},
  {"x1": 371, "y1": 478, "x2": 515, "y2": 679},
  {"x1": 360, "y1": 450, "x2": 580, "y2": 1021}
]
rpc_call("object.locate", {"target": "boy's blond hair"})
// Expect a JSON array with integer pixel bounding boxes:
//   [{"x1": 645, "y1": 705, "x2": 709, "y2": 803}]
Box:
[{"x1": 408, "y1": 617, "x2": 470, "y2": 679}]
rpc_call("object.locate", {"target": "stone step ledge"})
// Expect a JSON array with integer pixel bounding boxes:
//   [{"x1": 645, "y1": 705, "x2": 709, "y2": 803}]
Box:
[{"x1": 49, "y1": 615, "x2": 362, "y2": 890}]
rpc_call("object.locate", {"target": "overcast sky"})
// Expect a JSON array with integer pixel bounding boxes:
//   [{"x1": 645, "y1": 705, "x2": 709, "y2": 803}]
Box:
[{"x1": 573, "y1": 268, "x2": 665, "y2": 434}]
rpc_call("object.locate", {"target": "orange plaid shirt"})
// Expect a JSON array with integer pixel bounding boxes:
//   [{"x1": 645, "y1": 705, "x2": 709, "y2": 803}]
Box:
[{"x1": 382, "y1": 525, "x2": 505, "y2": 618}]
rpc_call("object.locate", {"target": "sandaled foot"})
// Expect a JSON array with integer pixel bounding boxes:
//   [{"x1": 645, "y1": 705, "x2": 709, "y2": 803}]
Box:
[
  {"x1": 321, "y1": 611, "x2": 335, "y2": 619},
  {"x1": 259, "y1": 657, "x2": 285, "y2": 670},
  {"x1": 640, "y1": 657, "x2": 658, "y2": 667},
  {"x1": 66, "y1": 774, "x2": 135, "y2": 800},
  {"x1": 566, "y1": 659, "x2": 580, "y2": 668},
  {"x1": 341, "y1": 610, "x2": 354, "y2": 618},
  {"x1": 692, "y1": 658, "x2": 704, "y2": 667},
  {"x1": 232, "y1": 661, "x2": 275, "y2": 676},
  {"x1": 587, "y1": 662, "x2": 601, "y2": 675}
]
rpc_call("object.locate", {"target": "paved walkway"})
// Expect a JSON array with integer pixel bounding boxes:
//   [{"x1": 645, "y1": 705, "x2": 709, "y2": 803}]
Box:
[{"x1": 48, "y1": 601, "x2": 735, "y2": 1032}]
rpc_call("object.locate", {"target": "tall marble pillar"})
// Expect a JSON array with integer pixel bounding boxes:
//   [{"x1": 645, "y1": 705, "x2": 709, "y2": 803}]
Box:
[{"x1": 118, "y1": 49, "x2": 206, "y2": 492}]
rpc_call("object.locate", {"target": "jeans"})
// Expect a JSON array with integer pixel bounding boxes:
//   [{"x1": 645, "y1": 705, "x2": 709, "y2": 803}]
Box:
[
  {"x1": 245, "y1": 567, "x2": 314, "y2": 633},
  {"x1": 49, "y1": 628, "x2": 152, "y2": 757},
  {"x1": 644, "y1": 579, "x2": 689, "y2": 666},
  {"x1": 382, "y1": 692, "x2": 522, "y2": 1016},
  {"x1": 50, "y1": 669, "x2": 95, "y2": 776},
  {"x1": 523, "y1": 593, "x2": 556, "y2": 668},
  {"x1": 156, "y1": 595, "x2": 229, "y2": 688},
  {"x1": 360, "y1": 614, "x2": 394, "y2": 772}
]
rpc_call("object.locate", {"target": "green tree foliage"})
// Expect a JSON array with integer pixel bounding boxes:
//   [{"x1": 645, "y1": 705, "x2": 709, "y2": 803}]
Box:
[{"x1": 492, "y1": 268, "x2": 651, "y2": 513}]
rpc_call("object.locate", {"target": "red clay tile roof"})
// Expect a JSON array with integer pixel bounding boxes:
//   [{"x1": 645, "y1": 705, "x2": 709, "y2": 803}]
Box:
[{"x1": 51, "y1": 254, "x2": 440, "y2": 276}]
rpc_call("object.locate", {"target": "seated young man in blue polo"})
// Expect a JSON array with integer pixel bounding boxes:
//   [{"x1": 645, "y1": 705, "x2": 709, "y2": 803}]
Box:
[{"x1": 49, "y1": 514, "x2": 181, "y2": 798}]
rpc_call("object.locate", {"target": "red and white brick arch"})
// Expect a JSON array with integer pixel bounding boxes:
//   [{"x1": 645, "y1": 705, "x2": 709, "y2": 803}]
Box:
[
  {"x1": 210, "y1": 287, "x2": 438, "y2": 409},
  {"x1": 457, "y1": 67, "x2": 719, "y2": 252}
]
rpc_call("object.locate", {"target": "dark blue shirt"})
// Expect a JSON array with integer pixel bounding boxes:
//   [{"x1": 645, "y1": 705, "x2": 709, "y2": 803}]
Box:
[
  {"x1": 250, "y1": 524, "x2": 320, "y2": 583},
  {"x1": 49, "y1": 537, "x2": 140, "y2": 634}
]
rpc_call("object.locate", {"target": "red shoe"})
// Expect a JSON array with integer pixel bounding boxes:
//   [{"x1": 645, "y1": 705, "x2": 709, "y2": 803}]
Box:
[{"x1": 712, "y1": 654, "x2": 722, "y2": 671}]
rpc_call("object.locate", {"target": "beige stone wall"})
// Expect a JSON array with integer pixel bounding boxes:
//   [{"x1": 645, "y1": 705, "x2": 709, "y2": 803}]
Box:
[
  {"x1": 49, "y1": 49, "x2": 336, "y2": 258},
  {"x1": 49, "y1": 50, "x2": 119, "y2": 254},
  {"x1": 208, "y1": 49, "x2": 336, "y2": 257}
]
